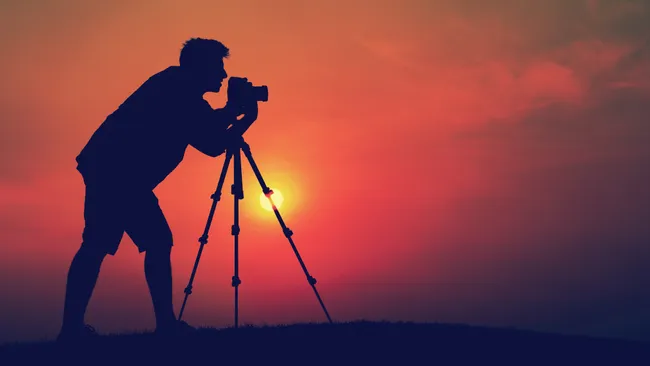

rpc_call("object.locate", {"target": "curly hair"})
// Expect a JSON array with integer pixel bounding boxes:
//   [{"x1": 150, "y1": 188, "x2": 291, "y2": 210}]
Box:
[{"x1": 179, "y1": 38, "x2": 230, "y2": 69}]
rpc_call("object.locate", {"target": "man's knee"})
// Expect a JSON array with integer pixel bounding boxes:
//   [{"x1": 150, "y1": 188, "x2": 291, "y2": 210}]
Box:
[
  {"x1": 77, "y1": 242, "x2": 111, "y2": 260},
  {"x1": 143, "y1": 243, "x2": 172, "y2": 256},
  {"x1": 80, "y1": 222, "x2": 123, "y2": 257},
  {"x1": 135, "y1": 225, "x2": 173, "y2": 255}
]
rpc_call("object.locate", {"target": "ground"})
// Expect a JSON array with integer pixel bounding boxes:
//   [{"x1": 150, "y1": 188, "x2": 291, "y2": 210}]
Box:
[{"x1": 1, "y1": 321, "x2": 648, "y2": 365}]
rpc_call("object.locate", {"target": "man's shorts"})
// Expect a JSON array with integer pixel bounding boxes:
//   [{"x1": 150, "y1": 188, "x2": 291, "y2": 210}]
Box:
[{"x1": 79, "y1": 172, "x2": 173, "y2": 256}]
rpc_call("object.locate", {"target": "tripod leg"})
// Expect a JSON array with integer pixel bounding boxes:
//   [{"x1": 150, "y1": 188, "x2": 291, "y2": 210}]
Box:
[
  {"x1": 231, "y1": 147, "x2": 243, "y2": 328},
  {"x1": 239, "y1": 140, "x2": 333, "y2": 324},
  {"x1": 178, "y1": 151, "x2": 233, "y2": 321}
]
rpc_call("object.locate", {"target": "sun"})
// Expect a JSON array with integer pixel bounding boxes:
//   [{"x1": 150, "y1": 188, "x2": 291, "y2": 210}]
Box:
[{"x1": 259, "y1": 188, "x2": 284, "y2": 211}]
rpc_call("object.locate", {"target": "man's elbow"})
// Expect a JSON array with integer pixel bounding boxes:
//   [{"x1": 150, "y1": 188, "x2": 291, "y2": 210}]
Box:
[
  {"x1": 205, "y1": 147, "x2": 226, "y2": 158},
  {"x1": 191, "y1": 142, "x2": 225, "y2": 158}
]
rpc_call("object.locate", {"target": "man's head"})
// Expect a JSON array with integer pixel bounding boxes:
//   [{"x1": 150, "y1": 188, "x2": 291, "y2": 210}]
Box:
[{"x1": 179, "y1": 38, "x2": 229, "y2": 93}]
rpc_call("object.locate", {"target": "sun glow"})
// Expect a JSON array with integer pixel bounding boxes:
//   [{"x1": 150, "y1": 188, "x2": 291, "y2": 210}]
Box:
[{"x1": 260, "y1": 188, "x2": 284, "y2": 211}]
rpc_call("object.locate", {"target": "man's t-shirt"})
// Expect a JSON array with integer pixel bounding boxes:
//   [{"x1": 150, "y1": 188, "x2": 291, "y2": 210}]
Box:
[{"x1": 76, "y1": 66, "x2": 228, "y2": 191}]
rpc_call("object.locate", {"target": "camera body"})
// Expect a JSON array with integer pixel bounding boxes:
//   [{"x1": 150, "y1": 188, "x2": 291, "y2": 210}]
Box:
[{"x1": 228, "y1": 77, "x2": 268, "y2": 103}]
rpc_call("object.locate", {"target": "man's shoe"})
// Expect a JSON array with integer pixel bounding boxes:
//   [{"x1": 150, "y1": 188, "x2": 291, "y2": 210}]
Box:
[
  {"x1": 155, "y1": 320, "x2": 197, "y2": 337},
  {"x1": 56, "y1": 324, "x2": 99, "y2": 343}
]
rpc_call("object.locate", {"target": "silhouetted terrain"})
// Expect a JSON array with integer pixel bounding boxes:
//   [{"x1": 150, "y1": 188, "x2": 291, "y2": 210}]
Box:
[{"x1": 1, "y1": 321, "x2": 648, "y2": 365}]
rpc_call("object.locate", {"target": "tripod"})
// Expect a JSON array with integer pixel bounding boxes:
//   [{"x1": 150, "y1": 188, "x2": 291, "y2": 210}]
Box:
[{"x1": 178, "y1": 136, "x2": 333, "y2": 327}]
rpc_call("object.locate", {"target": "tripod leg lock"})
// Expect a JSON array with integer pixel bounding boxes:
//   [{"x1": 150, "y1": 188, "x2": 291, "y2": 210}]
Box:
[
  {"x1": 231, "y1": 225, "x2": 240, "y2": 236},
  {"x1": 232, "y1": 276, "x2": 241, "y2": 287},
  {"x1": 283, "y1": 227, "x2": 293, "y2": 238},
  {"x1": 231, "y1": 184, "x2": 243, "y2": 199},
  {"x1": 308, "y1": 276, "x2": 317, "y2": 285},
  {"x1": 198, "y1": 235, "x2": 208, "y2": 245},
  {"x1": 184, "y1": 286, "x2": 193, "y2": 295},
  {"x1": 211, "y1": 192, "x2": 222, "y2": 201}
]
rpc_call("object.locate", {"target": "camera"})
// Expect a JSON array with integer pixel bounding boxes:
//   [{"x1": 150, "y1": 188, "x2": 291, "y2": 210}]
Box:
[{"x1": 228, "y1": 76, "x2": 268, "y2": 103}]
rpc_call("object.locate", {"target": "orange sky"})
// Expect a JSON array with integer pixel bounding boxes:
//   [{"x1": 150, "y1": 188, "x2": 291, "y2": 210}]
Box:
[{"x1": 1, "y1": 0, "x2": 650, "y2": 343}]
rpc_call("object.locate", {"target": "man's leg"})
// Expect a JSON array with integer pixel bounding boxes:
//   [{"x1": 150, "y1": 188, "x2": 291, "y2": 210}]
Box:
[
  {"x1": 124, "y1": 191, "x2": 178, "y2": 330},
  {"x1": 60, "y1": 184, "x2": 124, "y2": 336},
  {"x1": 60, "y1": 245, "x2": 107, "y2": 333},
  {"x1": 144, "y1": 245, "x2": 176, "y2": 328}
]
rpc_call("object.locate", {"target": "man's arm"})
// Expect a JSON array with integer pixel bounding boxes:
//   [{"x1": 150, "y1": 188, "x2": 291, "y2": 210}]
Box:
[
  {"x1": 188, "y1": 101, "x2": 258, "y2": 157},
  {"x1": 188, "y1": 104, "x2": 239, "y2": 157}
]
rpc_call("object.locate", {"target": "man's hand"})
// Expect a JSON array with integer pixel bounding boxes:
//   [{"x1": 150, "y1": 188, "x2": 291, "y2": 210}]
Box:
[
  {"x1": 225, "y1": 77, "x2": 259, "y2": 135},
  {"x1": 230, "y1": 99, "x2": 258, "y2": 136}
]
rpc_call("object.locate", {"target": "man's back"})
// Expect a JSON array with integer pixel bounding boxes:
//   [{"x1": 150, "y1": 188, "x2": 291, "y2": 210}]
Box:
[{"x1": 77, "y1": 66, "x2": 210, "y2": 190}]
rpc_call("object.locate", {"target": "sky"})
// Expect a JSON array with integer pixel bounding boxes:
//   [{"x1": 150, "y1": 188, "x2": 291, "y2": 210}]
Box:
[{"x1": 1, "y1": 0, "x2": 649, "y2": 344}]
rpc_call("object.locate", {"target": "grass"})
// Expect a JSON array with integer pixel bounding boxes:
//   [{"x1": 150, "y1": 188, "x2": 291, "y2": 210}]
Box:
[{"x1": 1, "y1": 320, "x2": 648, "y2": 365}]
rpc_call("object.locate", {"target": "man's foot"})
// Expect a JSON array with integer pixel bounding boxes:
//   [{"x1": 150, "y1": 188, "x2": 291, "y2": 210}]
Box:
[
  {"x1": 56, "y1": 324, "x2": 99, "y2": 343},
  {"x1": 155, "y1": 320, "x2": 197, "y2": 337}
]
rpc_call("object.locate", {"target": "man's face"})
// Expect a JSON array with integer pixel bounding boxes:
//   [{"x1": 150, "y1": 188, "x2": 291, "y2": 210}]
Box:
[{"x1": 203, "y1": 58, "x2": 228, "y2": 93}]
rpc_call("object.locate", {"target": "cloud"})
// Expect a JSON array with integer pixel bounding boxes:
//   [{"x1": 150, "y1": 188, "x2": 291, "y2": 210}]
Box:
[{"x1": 345, "y1": 0, "x2": 650, "y2": 133}]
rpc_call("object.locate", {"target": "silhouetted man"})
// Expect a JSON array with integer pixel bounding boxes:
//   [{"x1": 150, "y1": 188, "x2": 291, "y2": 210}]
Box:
[{"x1": 58, "y1": 38, "x2": 258, "y2": 341}]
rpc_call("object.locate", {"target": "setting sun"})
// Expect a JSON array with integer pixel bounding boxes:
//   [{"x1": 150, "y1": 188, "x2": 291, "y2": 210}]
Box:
[{"x1": 260, "y1": 188, "x2": 284, "y2": 211}]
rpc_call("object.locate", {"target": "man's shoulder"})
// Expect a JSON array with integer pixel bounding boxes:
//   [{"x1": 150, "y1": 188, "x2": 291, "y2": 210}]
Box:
[
  {"x1": 156, "y1": 65, "x2": 181, "y2": 76},
  {"x1": 145, "y1": 66, "x2": 182, "y2": 85},
  {"x1": 124, "y1": 66, "x2": 190, "y2": 104},
  {"x1": 114, "y1": 66, "x2": 204, "y2": 116}
]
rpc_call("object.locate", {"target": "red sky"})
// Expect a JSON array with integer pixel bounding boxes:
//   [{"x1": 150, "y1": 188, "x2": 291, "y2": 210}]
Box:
[{"x1": 1, "y1": 0, "x2": 649, "y2": 343}]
